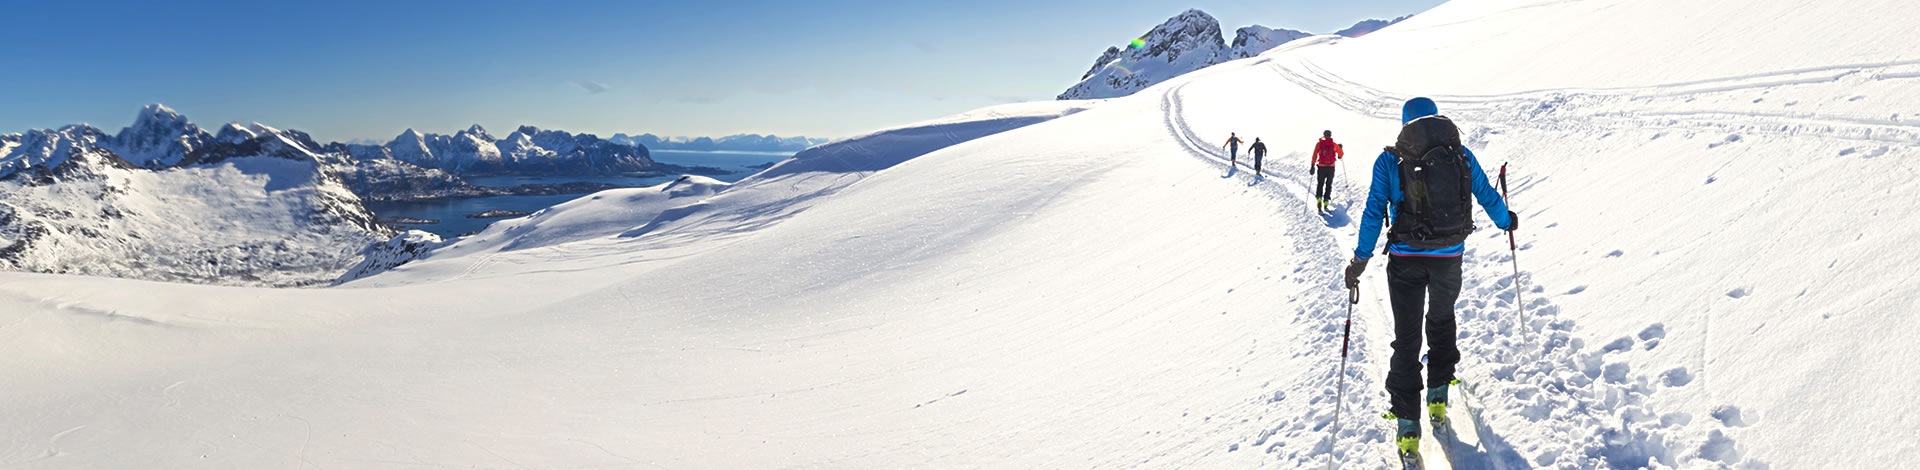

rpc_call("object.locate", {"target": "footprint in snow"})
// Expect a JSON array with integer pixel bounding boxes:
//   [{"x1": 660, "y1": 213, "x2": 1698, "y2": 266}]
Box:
[
  {"x1": 1639, "y1": 323, "x2": 1666, "y2": 350},
  {"x1": 1712, "y1": 405, "x2": 1753, "y2": 427},
  {"x1": 1660, "y1": 367, "x2": 1695, "y2": 387},
  {"x1": 1726, "y1": 287, "x2": 1751, "y2": 299},
  {"x1": 1639, "y1": 323, "x2": 1667, "y2": 340},
  {"x1": 1698, "y1": 429, "x2": 1742, "y2": 463},
  {"x1": 1605, "y1": 249, "x2": 1624, "y2": 258},
  {"x1": 1565, "y1": 285, "x2": 1588, "y2": 295},
  {"x1": 1602, "y1": 361, "x2": 1632, "y2": 384},
  {"x1": 1601, "y1": 336, "x2": 1635, "y2": 353}
]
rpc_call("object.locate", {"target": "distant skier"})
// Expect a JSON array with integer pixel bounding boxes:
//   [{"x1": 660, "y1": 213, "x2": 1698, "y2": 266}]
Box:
[
  {"x1": 1223, "y1": 133, "x2": 1245, "y2": 169},
  {"x1": 1249, "y1": 138, "x2": 1268, "y2": 176},
  {"x1": 1343, "y1": 97, "x2": 1517, "y2": 464},
  {"x1": 1311, "y1": 130, "x2": 1344, "y2": 211}
]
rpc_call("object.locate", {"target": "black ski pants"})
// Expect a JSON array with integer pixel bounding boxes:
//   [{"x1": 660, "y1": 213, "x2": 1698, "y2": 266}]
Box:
[
  {"x1": 1314, "y1": 165, "x2": 1336, "y2": 200},
  {"x1": 1384, "y1": 254, "x2": 1463, "y2": 422}
]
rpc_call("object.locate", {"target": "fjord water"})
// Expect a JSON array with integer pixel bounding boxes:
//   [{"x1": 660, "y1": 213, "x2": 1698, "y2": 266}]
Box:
[{"x1": 367, "y1": 150, "x2": 791, "y2": 237}]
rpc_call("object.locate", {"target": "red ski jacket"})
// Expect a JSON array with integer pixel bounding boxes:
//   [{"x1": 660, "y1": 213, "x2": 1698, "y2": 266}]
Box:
[{"x1": 1313, "y1": 137, "x2": 1344, "y2": 166}]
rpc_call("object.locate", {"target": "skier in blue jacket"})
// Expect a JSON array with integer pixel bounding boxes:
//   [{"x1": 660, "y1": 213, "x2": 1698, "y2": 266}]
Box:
[{"x1": 1344, "y1": 97, "x2": 1518, "y2": 459}]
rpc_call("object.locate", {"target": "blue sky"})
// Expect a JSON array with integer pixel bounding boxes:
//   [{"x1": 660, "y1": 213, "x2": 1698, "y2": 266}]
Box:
[{"x1": 0, "y1": 0, "x2": 1442, "y2": 142}]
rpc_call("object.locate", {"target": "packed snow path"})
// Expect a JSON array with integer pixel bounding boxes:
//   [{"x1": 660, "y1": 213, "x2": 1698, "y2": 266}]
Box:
[
  {"x1": 1161, "y1": 77, "x2": 1743, "y2": 468},
  {"x1": 4, "y1": 0, "x2": 1917, "y2": 468}
]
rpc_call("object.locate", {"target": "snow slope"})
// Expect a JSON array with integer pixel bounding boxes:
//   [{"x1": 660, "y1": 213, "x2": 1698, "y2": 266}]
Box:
[
  {"x1": 355, "y1": 99, "x2": 1099, "y2": 285},
  {"x1": 3, "y1": 0, "x2": 1918, "y2": 468}
]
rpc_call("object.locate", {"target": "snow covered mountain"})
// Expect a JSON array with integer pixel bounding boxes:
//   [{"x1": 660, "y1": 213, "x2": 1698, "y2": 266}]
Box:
[
  {"x1": 0, "y1": 125, "x2": 132, "y2": 182},
  {"x1": 5, "y1": 0, "x2": 1919, "y2": 468},
  {"x1": 1060, "y1": 10, "x2": 1414, "y2": 100},
  {"x1": 346, "y1": 124, "x2": 652, "y2": 175},
  {"x1": 1057, "y1": 9, "x2": 1229, "y2": 100},
  {"x1": 1335, "y1": 15, "x2": 1411, "y2": 38},
  {"x1": 0, "y1": 115, "x2": 396, "y2": 286},
  {"x1": 1230, "y1": 25, "x2": 1313, "y2": 59},
  {"x1": 0, "y1": 104, "x2": 679, "y2": 285},
  {"x1": 104, "y1": 104, "x2": 213, "y2": 168}
]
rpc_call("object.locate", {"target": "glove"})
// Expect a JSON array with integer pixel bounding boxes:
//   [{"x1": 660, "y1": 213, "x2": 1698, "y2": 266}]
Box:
[
  {"x1": 1344, "y1": 257, "x2": 1369, "y2": 289},
  {"x1": 1505, "y1": 210, "x2": 1519, "y2": 232},
  {"x1": 1309, "y1": 165, "x2": 1316, "y2": 175}
]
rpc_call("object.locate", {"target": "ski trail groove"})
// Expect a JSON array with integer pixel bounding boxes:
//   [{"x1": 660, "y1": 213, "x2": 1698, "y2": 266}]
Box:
[
  {"x1": 1269, "y1": 57, "x2": 1920, "y2": 147},
  {"x1": 1161, "y1": 82, "x2": 1393, "y2": 467}
]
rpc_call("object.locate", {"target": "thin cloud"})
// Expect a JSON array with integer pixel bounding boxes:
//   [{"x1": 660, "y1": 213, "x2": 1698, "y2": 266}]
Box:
[{"x1": 570, "y1": 80, "x2": 610, "y2": 94}]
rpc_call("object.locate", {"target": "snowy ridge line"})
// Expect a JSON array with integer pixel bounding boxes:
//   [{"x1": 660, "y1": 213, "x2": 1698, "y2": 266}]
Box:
[{"x1": 1272, "y1": 57, "x2": 1920, "y2": 146}]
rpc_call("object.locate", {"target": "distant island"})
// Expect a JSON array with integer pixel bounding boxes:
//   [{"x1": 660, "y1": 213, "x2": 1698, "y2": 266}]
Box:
[
  {"x1": 378, "y1": 216, "x2": 440, "y2": 225},
  {"x1": 466, "y1": 210, "x2": 533, "y2": 219}
]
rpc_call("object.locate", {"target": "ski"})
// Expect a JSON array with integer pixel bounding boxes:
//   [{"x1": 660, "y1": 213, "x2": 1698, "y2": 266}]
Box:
[
  {"x1": 1399, "y1": 450, "x2": 1424, "y2": 470},
  {"x1": 1381, "y1": 418, "x2": 1425, "y2": 470},
  {"x1": 1429, "y1": 413, "x2": 1459, "y2": 469},
  {"x1": 1425, "y1": 378, "x2": 1495, "y2": 470}
]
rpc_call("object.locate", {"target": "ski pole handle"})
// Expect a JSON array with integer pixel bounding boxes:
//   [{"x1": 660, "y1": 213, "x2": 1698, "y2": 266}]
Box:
[
  {"x1": 1349, "y1": 287, "x2": 1360, "y2": 304},
  {"x1": 1500, "y1": 164, "x2": 1517, "y2": 250}
]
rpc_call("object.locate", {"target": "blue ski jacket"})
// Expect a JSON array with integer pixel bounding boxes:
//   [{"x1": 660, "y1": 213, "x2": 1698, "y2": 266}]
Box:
[{"x1": 1353, "y1": 98, "x2": 1515, "y2": 260}]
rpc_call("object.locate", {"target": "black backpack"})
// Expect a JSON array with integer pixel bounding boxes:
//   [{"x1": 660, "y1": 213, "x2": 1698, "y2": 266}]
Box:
[{"x1": 1385, "y1": 116, "x2": 1474, "y2": 252}]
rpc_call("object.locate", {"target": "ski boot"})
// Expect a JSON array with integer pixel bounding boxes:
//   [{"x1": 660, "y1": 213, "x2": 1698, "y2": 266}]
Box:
[
  {"x1": 1384, "y1": 412, "x2": 1421, "y2": 466},
  {"x1": 1427, "y1": 379, "x2": 1458, "y2": 426}
]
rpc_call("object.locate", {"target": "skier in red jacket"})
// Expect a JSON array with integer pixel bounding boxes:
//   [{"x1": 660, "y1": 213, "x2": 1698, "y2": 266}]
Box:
[{"x1": 1311, "y1": 130, "x2": 1344, "y2": 211}]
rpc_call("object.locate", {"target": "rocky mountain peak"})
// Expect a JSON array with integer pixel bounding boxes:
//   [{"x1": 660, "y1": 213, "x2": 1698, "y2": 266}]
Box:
[
  {"x1": 1057, "y1": 9, "x2": 1228, "y2": 100},
  {"x1": 109, "y1": 103, "x2": 212, "y2": 167}
]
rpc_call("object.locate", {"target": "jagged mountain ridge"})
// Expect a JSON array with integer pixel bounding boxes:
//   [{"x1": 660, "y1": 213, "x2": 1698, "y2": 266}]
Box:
[
  {"x1": 340, "y1": 124, "x2": 652, "y2": 176},
  {"x1": 1059, "y1": 11, "x2": 1413, "y2": 100},
  {"x1": 1058, "y1": 9, "x2": 1228, "y2": 100},
  {"x1": 0, "y1": 114, "x2": 398, "y2": 287},
  {"x1": 3, "y1": 104, "x2": 658, "y2": 181}
]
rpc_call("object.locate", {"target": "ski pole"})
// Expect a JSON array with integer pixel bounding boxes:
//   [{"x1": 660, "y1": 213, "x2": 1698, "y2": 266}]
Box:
[
  {"x1": 1324, "y1": 287, "x2": 1360, "y2": 470},
  {"x1": 1499, "y1": 164, "x2": 1527, "y2": 339}
]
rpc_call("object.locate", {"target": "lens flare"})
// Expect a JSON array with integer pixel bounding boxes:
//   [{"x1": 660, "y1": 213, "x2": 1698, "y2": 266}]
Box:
[{"x1": 1129, "y1": 38, "x2": 1146, "y2": 49}]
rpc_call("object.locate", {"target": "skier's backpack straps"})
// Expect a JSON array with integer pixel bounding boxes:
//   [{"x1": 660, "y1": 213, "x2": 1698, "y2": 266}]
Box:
[{"x1": 1386, "y1": 116, "x2": 1475, "y2": 251}]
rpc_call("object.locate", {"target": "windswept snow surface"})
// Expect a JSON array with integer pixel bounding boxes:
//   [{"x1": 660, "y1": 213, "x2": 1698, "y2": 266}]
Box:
[
  {"x1": 5, "y1": 0, "x2": 1919, "y2": 468},
  {"x1": 352, "y1": 100, "x2": 1099, "y2": 285}
]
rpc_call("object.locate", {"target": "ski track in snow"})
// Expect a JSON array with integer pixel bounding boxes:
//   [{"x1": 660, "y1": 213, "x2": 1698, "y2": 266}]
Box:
[
  {"x1": 1268, "y1": 57, "x2": 1920, "y2": 148},
  {"x1": 1161, "y1": 70, "x2": 1764, "y2": 468}
]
